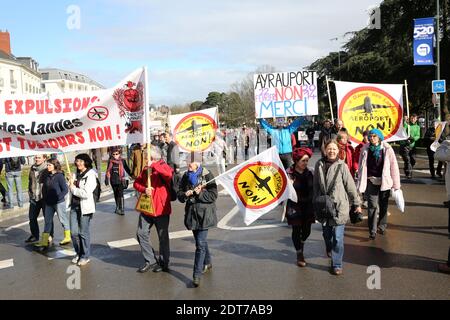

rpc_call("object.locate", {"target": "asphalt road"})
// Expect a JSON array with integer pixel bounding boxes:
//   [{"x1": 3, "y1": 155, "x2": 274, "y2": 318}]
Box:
[{"x1": 0, "y1": 153, "x2": 449, "y2": 300}]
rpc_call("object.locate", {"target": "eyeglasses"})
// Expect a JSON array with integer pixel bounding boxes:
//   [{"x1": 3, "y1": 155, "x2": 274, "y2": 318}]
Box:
[{"x1": 112, "y1": 153, "x2": 120, "y2": 156}]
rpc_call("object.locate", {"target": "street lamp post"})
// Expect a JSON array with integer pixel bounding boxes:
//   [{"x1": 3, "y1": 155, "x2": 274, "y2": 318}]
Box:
[{"x1": 436, "y1": 0, "x2": 441, "y2": 120}]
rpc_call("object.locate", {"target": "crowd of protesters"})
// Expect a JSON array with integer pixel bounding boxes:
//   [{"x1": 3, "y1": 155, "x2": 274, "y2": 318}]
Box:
[{"x1": 0, "y1": 114, "x2": 449, "y2": 287}]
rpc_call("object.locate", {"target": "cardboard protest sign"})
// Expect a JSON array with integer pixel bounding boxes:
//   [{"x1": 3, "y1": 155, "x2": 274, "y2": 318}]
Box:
[
  {"x1": 0, "y1": 68, "x2": 148, "y2": 158},
  {"x1": 254, "y1": 71, "x2": 318, "y2": 119},
  {"x1": 335, "y1": 81, "x2": 408, "y2": 144},
  {"x1": 169, "y1": 107, "x2": 218, "y2": 153}
]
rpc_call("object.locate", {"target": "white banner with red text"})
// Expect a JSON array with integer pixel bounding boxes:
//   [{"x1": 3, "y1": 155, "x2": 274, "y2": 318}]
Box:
[{"x1": 0, "y1": 68, "x2": 148, "y2": 158}]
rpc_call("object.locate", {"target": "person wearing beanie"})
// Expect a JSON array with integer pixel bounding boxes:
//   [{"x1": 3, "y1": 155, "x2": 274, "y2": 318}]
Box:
[
  {"x1": 356, "y1": 128, "x2": 401, "y2": 240},
  {"x1": 286, "y1": 147, "x2": 315, "y2": 267}
]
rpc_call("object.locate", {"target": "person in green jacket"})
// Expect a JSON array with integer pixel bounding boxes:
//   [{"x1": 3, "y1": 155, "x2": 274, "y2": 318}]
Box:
[{"x1": 400, "y1": 114, "x2": 421, "y2": 179}]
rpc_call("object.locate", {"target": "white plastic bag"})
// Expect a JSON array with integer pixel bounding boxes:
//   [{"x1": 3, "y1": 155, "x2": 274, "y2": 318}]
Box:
[{"x1": 391, "y1": 189, "x2": 405, "y2": 213}]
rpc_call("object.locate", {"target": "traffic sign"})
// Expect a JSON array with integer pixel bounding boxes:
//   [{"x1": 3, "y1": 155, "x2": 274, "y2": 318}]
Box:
[{"x1": 432, "y1": 80, "x2": 446, "y2": 93}]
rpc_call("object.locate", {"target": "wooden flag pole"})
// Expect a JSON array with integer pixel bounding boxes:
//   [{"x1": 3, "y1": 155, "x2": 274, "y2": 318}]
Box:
[
  {"x1": 326, "y1": 76, "x2": 335, "y2": 123},
  {"x1": 63, "y1": 153, "x2": 71, "y2": 178}
]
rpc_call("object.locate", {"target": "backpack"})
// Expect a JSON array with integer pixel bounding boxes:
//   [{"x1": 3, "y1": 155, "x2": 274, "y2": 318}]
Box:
[
  {"x1": 9, "y1": 157, "x2": 21, "y2": 171},
  {"x1": 93, "y1": 177, "x2": 102, "y2": 203}
]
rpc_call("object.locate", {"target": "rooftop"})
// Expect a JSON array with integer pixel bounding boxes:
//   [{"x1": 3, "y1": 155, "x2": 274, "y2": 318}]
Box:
[{"x1": 40, "y1": 68, "x2": 104, "y2": 88}]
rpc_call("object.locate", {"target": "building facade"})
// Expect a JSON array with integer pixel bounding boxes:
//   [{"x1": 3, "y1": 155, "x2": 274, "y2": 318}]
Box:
[{"x1": 40, "y1": 68, "x2": 104, "y2": 94}]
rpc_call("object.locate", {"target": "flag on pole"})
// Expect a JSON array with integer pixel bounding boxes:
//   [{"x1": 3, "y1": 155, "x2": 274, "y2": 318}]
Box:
[
  {"x1": 216, "y1": 146, "x2": 297, "y2": 226},
  {"x1": 169, "y1": 107, "x2": 218, "y2": 153},
  {"x1": 334, "y1": 80, "x2": 408, "y2": 145}
]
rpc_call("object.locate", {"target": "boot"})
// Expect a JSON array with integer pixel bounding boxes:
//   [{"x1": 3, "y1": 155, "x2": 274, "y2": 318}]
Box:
[
  {"x1": 34, "y1": 233, "x2": 50, "y2": 249},
  {"x1": 296, "y1": 244, "x2": 306, "y2": 267},
  {"x1": 118, "y1": 197, "x2": 125, "y2": 215},
  {"x1": 59, "y1": 230, "x2": 71, "y2": 245}
]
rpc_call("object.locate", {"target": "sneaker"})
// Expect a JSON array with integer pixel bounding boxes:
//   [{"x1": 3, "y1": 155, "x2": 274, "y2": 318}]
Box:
[
  {"x1": 25, "y1": 235, "x2": 38, "y2": 243},
  {"x1": 71, "y1": 256, "x2": 80, "y2": 264},
  {"x1": 153, "y1": 264, "x2": 170, "y2": 273},
  {"x1": 369, "y1": 233, "x2": 376, "y2": 240},
  {"x1": 438, "y1": 263, "x2": 450, "y2": 274},
  {"x1": 192, "y1": 277, "x2": 200, "y2": 287},
  {"x1": 77, "y1": 258, "x2": 90, "y2": 266},
  {"x1": 202, "y1": 264, "x2": 212, "y2": 274},
  {"x1": 377, "y1": 228, "x2": 386, "y2": 235},
  {"x1": 332, "y1": 268, "x2": 343, "y2": 276},
  {"x1": 138, "y1": 262, "x2": 158, "y2": 273}
]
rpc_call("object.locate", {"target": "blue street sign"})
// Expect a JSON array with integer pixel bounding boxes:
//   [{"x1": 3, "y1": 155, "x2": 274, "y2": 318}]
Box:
[
  {"x1": 413, "y1": 18, "x2": 435, "y2": 66},
  {"x1": 432, "y1": 80, "x2": 446, "y2": 94}
]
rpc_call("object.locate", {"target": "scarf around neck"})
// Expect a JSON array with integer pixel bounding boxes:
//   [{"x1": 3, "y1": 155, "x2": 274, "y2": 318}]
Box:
[
  {"x1": 187, "y1": 166, "x2": 203, "y2": 186},
  {"x1": 369, "y1": 143, "x2": 382, "y2": 160},
  {"x1": 107, "y1": 158, "x2": 124, "y2": 179}
]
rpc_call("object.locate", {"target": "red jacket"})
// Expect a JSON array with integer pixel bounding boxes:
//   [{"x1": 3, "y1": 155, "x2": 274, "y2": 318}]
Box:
[
  {"x1": 133, "y1": 160, "x2": 173, "y2": 217},
  {"x1": 339, "y1": 143, "x2": 358, "y2": 177}
]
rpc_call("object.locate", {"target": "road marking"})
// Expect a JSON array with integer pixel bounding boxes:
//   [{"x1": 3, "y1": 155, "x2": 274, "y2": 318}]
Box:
[
  {"x1": 5, "y1": 217, "x2": 44, "y2": 232},
  {"x1": 169, "y1": 230, "x2": 192, "y2": 239},
  {"x1": 217, "y1": 205, "x2": 285, "y2": 231},
  {"x1": 0, "y1": 259, "x2": 14, "y2": 270},
  {"x1": 108, "y1": 238, "x2": 139, "y2": 248},
  {"x1": 108, "y1": 230, "x2": 192, "y2": 249},
  {"x1": 47, "y1": 249, "x2": 77, "y2": 260}
]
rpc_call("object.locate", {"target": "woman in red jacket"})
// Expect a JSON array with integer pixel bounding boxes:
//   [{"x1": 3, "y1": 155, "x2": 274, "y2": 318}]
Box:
[
  {"x1": 134, "y1": 146, "x2": 174, "y2": 273},
  {"x1": 336, "y1": 129, "x2": 358, "y2": 178}
]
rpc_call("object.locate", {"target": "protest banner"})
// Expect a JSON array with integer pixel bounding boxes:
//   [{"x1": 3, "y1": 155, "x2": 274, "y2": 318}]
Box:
[
  {"x1": 430, "y1": 121, "x2": 447, "y2": 152},
  {"x1": 254, "y1": 71, "x2": 318, "y2": 119},
  {"x1": 169, "y1": 107, "x2": 218, "y2": 153},
  {"x1": 0, "y1": 67, "x2": 148, "y2": 158},
  {"x1": 215, "y1": 146, "x2": 297, "y2": 226},
  {"x1": 335, "y1": 81, "x2": 408, "y2": 144}
]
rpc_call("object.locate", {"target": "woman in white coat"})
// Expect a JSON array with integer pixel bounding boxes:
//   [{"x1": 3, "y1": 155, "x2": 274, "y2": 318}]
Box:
[{"x1": 68, "y1": 153, "x2": 97, "y2": 266}]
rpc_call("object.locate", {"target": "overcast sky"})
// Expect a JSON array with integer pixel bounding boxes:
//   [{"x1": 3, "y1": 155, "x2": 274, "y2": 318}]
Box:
[{"x1": 1, "y1": 0, "x2": 382, "y2": 105}]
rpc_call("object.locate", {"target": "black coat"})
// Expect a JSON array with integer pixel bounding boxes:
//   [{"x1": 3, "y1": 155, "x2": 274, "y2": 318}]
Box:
[{"x1": 177, "y1": 168, "x2": 218, "y2": 230}]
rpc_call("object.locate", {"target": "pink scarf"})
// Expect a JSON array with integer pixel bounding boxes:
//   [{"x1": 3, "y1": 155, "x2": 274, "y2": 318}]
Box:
[{"x1": 106, "y1": 159, "x2": 124, "y2": 180}]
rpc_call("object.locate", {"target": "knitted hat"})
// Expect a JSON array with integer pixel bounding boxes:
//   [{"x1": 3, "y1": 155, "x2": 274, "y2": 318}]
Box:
[
  {"x1": 292, "y1": 147, "x2": 313, "y2": 162},
  {"x1": 368, "y1": 128, "x2": 384, "y2": 141}
]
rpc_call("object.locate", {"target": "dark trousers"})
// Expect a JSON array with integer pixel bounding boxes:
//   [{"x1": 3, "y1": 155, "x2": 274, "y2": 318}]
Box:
[
  {"x1": 0, "y1": 182, "x2": 6, "y2": 203},
  {"x1": 136, "y1": 214, "x2": 170, "y2": 267},
  {"x1": 367, "y1": 180, "x2": 390, "y2": 235},
  {"x1": 426, "y1": 146, "x2": 443, "y2": 177},
  {"x1": 112, "y1": 184, "x2": 124, "y2": 210},
  {"x1": 400, "y1": 145, "x2": 416, "y2": 176},
  {"x1": 279, "y1": 153, "x2": 293, "y2": 170},
  {"x1": 28, "y1": 199, "x2": 45, "y2": 239},
  {"x1": 244, "y1": 146, "x2": 249, "y2": 160},
  {"x1": 291, "y1": 224, "x2": 312, "y2": 251},
  {"x1": 193, "y1": 229, "x2": 211, "y2": 278}
]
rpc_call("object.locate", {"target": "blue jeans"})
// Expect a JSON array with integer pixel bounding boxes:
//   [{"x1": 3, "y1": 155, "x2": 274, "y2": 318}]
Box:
[
  {"x1": 44, "y1": 201, "x2": 70, "y2": 233},
  {"x1": 322, "y1": 224, "x2": 345, "y2": 269},
  {"x1": 193, "y1": 229, "x2": 211, "y2": 278},
  {"x1": 70, "y1": 208, "x2": 92, "y2": 259},
  {"x1": 6, "y1": 171, "x2": 23, "y2": 207}
]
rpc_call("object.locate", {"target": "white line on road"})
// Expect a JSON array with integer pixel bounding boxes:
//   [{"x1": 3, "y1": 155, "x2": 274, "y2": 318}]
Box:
[
  {"x1": 108, "y1": 230, "x2": 193, "y2": 249},
  {"x1": 0, "y1": 259, "x2": 14, "y2": 270},
  {"x1": 217, "y1": 206, "x2": 285, "y2": 231},
  {"x1": 5, "y1": 217, "x2": 44, "y2": 232},
  {"x1": 108, "y1": 238, "x2": 139, "y2": 248},
  {"x1": 47, "y1": 249, "x2": 77, "y2": 260}
]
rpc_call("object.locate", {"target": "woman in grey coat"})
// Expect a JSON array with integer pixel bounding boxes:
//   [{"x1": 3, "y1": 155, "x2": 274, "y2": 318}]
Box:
[{"x1": 313, "y1": 139, "x2": 362, "y2": 275}]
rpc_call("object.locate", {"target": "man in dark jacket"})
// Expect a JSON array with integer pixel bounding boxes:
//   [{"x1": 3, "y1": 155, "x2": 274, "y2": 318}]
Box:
[
  {"x1": 25, "y1": 154, "x2": 48, "y2": 243},
  {"x1": 177, "y1": 162, "x2": 218, "y2": 287},
  {"x1": 0, "y1": 157, "x2": 26, "y2": 209},
  {"x1": 318, "y1": 119, "x2": 333, "y2": 157}
]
